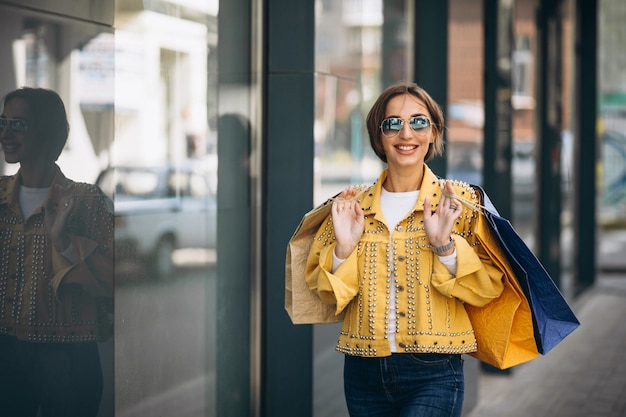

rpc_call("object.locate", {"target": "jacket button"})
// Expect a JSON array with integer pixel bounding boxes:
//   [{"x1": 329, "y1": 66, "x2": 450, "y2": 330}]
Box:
[
  {"x1": 398, "y1": 256, "x2": 405, "y2": 262},
  {"x1": 399, "y1": 343, "x2": 406, "y2": 348}
]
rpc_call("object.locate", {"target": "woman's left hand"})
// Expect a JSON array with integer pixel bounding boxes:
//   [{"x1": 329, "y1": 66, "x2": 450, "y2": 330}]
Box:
[
  {"x1": 44, "y1": 184, "x2": 75, "y2": 252},
  {"x1": 423, "y1": 181, "x2": 462, "y2": 250}
]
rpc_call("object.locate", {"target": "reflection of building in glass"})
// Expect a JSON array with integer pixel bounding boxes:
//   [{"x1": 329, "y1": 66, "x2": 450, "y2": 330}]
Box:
[
  {"x1": 0, "y1": 17, "x2": 114, "y2": 183},
  {"x1": 313, "y1": 0, "x2": 413, "y2": 204},
  {"x1": 598, "y1": 0, "x2": 626, "y2": 225},
  {"x1": 114, "y1": 4, "x2": 216, "y2": 165}
]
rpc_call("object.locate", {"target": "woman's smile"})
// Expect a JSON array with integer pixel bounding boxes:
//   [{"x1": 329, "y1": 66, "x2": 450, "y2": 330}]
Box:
[{"x1": 395, "y1": 144, "x2": 419, "y2": 151}]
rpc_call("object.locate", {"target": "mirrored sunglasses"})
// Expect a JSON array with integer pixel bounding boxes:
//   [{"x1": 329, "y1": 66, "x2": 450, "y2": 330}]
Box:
[
  {"x1": 380, "y1": 116, "x2": 431, "y2": 137},
  {"x1": 0, "y1": 117, "x2": 29, "y2": 133}
]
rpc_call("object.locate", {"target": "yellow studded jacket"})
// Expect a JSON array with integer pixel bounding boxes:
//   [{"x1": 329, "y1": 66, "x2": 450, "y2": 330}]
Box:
[
  {"x1": 0, "y1": 166, "x2": 114, "y2": 343},
  {"x1": 305, "y1": 166, "x2": 504, "y2": 357}
]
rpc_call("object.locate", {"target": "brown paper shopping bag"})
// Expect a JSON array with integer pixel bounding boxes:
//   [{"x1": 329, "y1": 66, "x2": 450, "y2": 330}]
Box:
[{"x1": 285, "y1": 197, "x2": 346, "y2": 324}]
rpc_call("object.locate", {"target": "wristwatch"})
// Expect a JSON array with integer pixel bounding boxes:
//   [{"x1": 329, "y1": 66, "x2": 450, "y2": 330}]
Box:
[{"x1": 430, "y1": 236, "x2": 455, "y2": 254}]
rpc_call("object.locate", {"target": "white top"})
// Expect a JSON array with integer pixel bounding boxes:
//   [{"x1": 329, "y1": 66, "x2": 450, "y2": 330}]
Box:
[{"x1": 19, "y1": 185, "x2": 49, "y2": 219}]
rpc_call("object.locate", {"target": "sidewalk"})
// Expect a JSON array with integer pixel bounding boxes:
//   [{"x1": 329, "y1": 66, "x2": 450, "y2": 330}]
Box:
[{"x1": 466, "y1": 272, "x2": 626, "y2": 417}]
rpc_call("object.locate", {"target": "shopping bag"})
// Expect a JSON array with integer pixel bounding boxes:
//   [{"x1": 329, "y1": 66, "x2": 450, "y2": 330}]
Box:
[
  {"x1": 483, "y1": 210, "x2": 580, "y2": 354},
  {"x1": 285, "y1": 186, "x2": 370, "y2": 325},
  {"x1": 285, "y1": 196, "x2": 345, "y2": 324},
  {"x1": 464, "y1": 271, "x2": 538, "y2": 369},
  {"x1": 464, "y1": 189, "x2": 539, "y2": 369},
  {"x1": 471, "y1": 185, "x2": 580, "y2": 355}
]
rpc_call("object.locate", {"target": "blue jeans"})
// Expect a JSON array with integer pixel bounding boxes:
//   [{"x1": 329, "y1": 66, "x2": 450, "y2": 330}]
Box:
[{"x1": 344, "y1": 353, "x2": 464, "y2": 417}]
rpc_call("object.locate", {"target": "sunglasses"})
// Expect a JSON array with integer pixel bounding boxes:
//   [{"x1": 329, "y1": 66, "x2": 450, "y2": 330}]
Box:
[
  {"x1": 0, "y1": 117, "x2": 29, "y2": 134},
  {"x1": 380, "y1": 116, "x2": 431, "y2": 137}
]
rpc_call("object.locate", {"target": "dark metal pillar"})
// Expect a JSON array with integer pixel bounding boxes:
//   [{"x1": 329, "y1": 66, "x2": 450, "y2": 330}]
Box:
[
  {"x1": 265, "y1": 0, "x2": 316, "y2": 416},
  {"x1": 413, "y1": 0, "x2": 448, "y2": 176},
  {"x1": 573, "y1": 0, "x2": 598, "y2": 294},
  {"x1": 536, "y1": 0, "x2": 564, "y2": 287},
  {"x1": 483, "y1": 0, "x2": 514, "y2": 219}
]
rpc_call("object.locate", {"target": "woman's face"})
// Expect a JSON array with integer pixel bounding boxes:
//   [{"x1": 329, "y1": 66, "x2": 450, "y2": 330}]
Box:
[
  {"x1": 0, "y1": 97, "x2": 43, "y2": 166},
  {"x1": 380, "y1": 94, "x2": 434, "y2": 170}
]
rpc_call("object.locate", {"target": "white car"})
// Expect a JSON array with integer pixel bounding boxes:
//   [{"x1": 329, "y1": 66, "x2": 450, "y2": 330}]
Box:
[{"x1": 96, "y1": 164, "x2": 217, "y2": 277}]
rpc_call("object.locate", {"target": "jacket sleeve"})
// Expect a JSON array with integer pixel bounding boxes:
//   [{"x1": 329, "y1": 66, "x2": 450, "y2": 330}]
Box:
[
  {"x1": 304, "y1": 215, "x2": 360, "y2": 315},
  {"x1": 50, "y1": 187, "x2": 114, "y2": 298},
  {"x1": 429, "y1": 182, "x2": 505, "y2": 307},
  {"x1": 430, "y1": 234, "x2": 504, "y2": 307}
]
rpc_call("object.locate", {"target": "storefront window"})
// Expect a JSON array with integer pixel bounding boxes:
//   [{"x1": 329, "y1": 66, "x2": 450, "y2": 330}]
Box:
[
  {"x1": 598, "y1": 0, "x2": 626, "y2": 272},
  {"x1": 113, "y1": 1, "x2": 218, "y2": 416},
  {"x1": 0, "y1": 4, "x2": 116, "y2": 415},
  {"x1": 447, "y1": 0, "x2": 485, "y2": 192},
  {"x1": 313, "y1": 1, "x2": 413, "y2": 415}
]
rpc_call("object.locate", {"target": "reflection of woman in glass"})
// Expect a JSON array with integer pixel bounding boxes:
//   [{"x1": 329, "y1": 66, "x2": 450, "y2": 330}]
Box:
[
  {"x1": 306, "y1": 82, "x2": 504, "y2": 416},
  {"x1": 0, "y1": 87, "x2": 113, "y2": 417}
]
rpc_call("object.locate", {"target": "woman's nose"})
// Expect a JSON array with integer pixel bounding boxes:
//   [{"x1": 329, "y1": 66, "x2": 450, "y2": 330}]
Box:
[{"x1": 399, "y1": 120, "x2": 412, "y2": 137}]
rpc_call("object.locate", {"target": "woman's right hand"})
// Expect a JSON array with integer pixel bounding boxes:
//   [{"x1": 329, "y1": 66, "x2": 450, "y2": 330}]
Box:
[
  {"x1": 331, "y1": 188, "x2": 365, "y2": 259},
  {"x1": 44, "y1": 184, "x2": 75, "y2": 253}
]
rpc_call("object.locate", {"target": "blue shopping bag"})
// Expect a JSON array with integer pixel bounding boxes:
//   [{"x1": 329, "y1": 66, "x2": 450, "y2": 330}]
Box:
[{"x1": 472, "y1": 185, "x2": 580, "y2": 354}]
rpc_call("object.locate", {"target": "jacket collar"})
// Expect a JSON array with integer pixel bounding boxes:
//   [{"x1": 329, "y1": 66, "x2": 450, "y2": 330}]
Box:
[
  {"x1": 0, "y1": 164, "x2": 69, "y2": 214},
  {"x1": 359, "y1": 165, "x2": 444, "y2": 222}
]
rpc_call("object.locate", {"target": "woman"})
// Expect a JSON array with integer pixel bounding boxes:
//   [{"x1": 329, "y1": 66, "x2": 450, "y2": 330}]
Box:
[
  {"x1": 0, "y1": 87, "x2": 113, "y2": 417},
  {"x1": 305, "y1": 82, "x2": 504, "y2": 416}
]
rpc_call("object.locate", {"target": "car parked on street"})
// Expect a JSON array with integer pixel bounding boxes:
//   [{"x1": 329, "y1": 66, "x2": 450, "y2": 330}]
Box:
[{"x1": 96, "y1": 164, "x2": 216, "y2": 277}]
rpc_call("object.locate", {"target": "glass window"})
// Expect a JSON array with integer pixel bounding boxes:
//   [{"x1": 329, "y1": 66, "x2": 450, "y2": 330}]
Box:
[
  {"x1": 447, "y1": 0, "x2": 485, "y2": 189},
  {"x1": 113, "y1": 1, "x2": 218, "y2": 416},
  {"x1": 0, "y1": 4, "x2": 116, "y2": 416},
  {"x1": 512, "y1": 35, "x2": 534, "y2": 106},
  {"x1": 598, "y1": 0, "x2": 626, "y2": 272},
  {"x1": 313, "y1": 1, "x2": 413, "y2": 415}
]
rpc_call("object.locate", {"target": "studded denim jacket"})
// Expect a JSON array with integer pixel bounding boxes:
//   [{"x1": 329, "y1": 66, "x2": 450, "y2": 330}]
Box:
[
  {"x1": 305, "y1": 166, "x2": 504, "y2": 357},
  {"x1": 0, "y1": 166, "x2": 114, "y2": 343}
]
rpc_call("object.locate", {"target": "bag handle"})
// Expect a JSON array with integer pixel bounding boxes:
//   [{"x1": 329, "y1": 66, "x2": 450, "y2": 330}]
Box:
[
  {"x1": 327, "y1": 184, "x2": 371, "y2": 203},
  {"x1": 439, "y1": 180, "x2": 500, "y2": 216}
]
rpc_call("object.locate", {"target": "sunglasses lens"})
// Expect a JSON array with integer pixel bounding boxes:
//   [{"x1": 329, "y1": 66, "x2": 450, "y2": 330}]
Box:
[
  {"x1": 381, "y1": 117, "x2": 431, "y2": 137},
  {"x1": 12, "y1": 120, "x2": 27, "y2": 133},
  {"x1": 409, "y1": 117, "x2": 430, "y2": 130},
  {"x1": 0, "y1": 118, "x2": 27, "y2": 133},
  {"x1": 381, "y1": 118, "x2": 403, "y2": 136}
]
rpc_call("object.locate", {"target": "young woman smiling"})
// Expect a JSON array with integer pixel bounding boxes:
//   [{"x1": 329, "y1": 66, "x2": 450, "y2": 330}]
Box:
[{"x1": 305, "y1": 82, "x2": 504, "y2": 417}]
